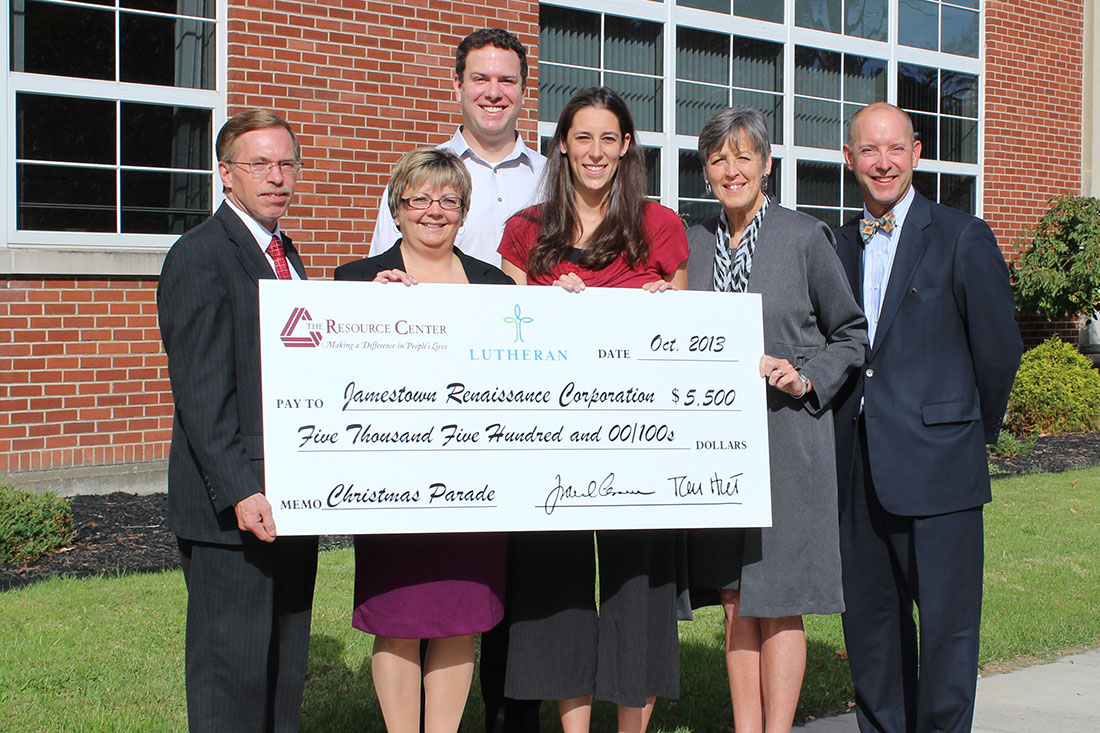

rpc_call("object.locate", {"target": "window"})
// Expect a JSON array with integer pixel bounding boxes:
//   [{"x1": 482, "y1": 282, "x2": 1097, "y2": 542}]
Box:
[
  {"x1": 898, "y1": 63, "x2": 979, "y2": 164},
  {"x1": 795, "y1": 47, "x2": 886, "y2": 150},
  {"x1": 4, "y1": 0, "x2": 222, "y2": 273},
  {"x1": 795, "y1": 0, "x2": 888, "y2": 41},
  {"x1": 678, "y1": 0, "x2": 783, "y2": 25},
  {"x1": 677, "y1": 29, "x2": 783, "y2": 141},
  {"x1": 539, "y1": 6, "x2": 664, "y2": 132},
  {"x1": 16, "y1": 95, "x2": 213, "y2": 234},
  {"x1": 899, "y1": 0, "x2": 979, "y2": 57},
  {"x1": 537, "y1": 1, "x2": 983, "y2": 225},
  {"x1": 795, "y1": 161, "x2": 862, "y2": 229}
]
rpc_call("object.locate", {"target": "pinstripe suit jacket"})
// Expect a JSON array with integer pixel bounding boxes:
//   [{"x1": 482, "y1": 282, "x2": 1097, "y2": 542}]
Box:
[{"x1": 157, "y1": 203, "x2": 307, "y2": 544}]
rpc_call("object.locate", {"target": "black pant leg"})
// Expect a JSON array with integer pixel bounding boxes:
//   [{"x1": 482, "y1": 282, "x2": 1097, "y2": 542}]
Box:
[
  {"x1": 910, "y1": 508, "x2": 984, "y2": 733},
  {"x1": 481, "y1": 534, "x2": 541, "y2": 733},
  {"x1": 838, "y1": 425, "x2": 917, "y2": 733},
  {"x1": 269, "y1": 536, "x2": 319, "y2": 733},
  {"x1": 179, "y1": 536, "x2": 317, "y2": 733}
]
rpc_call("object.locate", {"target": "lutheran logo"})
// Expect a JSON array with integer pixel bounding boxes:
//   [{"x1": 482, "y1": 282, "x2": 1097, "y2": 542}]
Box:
[
  {"x1": 503, "y1": 304, "x2": 533, "y2": 343},
  {"x1": 281, "y1": 307, "x2": 322, "y2": 347},
  {"x1": 467, "y1": 302, "x2": 567, "y2": 361}
]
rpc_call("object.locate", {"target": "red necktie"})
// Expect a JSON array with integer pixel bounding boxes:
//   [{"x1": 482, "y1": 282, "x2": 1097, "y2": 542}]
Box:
[{"x1": 267, "y1": 235, "x2": 292, "y2": 280}]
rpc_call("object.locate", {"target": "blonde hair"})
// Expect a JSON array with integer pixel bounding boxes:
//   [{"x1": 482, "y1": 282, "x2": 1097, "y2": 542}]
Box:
[{"x1": 387, "y1": 148, "x2": 472, "y2": 220}]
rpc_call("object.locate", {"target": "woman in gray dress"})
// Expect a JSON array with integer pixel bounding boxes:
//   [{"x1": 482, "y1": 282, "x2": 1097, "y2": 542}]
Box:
[{"x1": 683, "y1": 107, "x2": 866, "y2": 731}]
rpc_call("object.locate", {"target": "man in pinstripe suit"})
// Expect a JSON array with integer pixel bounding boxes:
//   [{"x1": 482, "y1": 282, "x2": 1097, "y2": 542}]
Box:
[{"x1": 157, "y1": 109, "x2": 318, "y2": 732}]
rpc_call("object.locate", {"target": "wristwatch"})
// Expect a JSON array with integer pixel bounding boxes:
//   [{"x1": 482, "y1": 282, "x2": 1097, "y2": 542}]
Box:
[{"x1": 795, "y1": 372, "x2": 811, "y2": 399}]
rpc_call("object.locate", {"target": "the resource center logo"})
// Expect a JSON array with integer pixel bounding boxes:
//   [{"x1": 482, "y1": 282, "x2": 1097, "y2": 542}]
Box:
[{"x1": 281, "y1": 307, "x2": 322, "y2": 347}]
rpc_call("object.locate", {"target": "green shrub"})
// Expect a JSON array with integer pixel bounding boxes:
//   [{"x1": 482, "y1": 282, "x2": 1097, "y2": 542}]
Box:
[
  {"x1": 0, "y1": 484, "x2": 73, "y2": 563},
  {"x1": 1006, "y1": 337, "x2": 1100, "y2": 435},
  {"x1": 1012, "y1": 195, "x2": 1100, "y2": 319},
  {"x1": 987, "y1": 431, "x2": 1038, "y2": 458}
]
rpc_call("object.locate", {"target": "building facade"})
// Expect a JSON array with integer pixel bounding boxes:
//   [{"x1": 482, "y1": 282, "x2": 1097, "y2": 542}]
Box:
[{"x1": 1, "y1": 0, "x2": 1095, "y2": 490}]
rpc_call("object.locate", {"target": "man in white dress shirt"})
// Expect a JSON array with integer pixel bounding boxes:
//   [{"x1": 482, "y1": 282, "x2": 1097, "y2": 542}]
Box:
[
  {"x1": 157, "y1": 109, "x2": 318, "y2": 732},
  {"x1": 369, "y1": 28, "x2": 546, "y2": 266}
]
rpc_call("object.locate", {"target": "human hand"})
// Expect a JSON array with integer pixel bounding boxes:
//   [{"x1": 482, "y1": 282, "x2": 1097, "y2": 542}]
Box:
[
  {"x1": 759, "y1": 354, "x2": 811, "y2": 398},
  {"x1": 234, "y1": 492, "x2": 277, "y2": 542},
  {"x1": 642, "y1": 279, "x2": 677, "y2": 293},
  {"x1": 373, "y1": 269, "x2": 418, "y2": 286},
  {"x1": 553, "y1": 272, "x2": 586, "y2": 292}
]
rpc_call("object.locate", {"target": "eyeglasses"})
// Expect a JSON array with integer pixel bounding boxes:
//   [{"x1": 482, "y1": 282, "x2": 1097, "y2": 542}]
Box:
[
  {"x1": 400, "y1": 195, "x2": 464, "y2": 211},
  {"x1": 226, "y1": 160, "x2": 303, "y2": 178}
]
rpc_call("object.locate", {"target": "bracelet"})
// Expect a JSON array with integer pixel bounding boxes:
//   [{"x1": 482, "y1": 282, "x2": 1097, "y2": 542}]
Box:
[{"x1": 794, "y1": 373, "x2": 810, "y2": 399}]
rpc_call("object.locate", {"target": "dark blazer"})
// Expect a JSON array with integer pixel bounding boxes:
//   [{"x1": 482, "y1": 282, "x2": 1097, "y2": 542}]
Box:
[
  {"x1": 157, "y1": 203, "x2": 307, "y2": 544},
  {"x1": 832, "y1": 191, "x2": 1022, "y2": 516},
  {"x1": 334, "y1": 241, "x2": 515, "y2": 285}
]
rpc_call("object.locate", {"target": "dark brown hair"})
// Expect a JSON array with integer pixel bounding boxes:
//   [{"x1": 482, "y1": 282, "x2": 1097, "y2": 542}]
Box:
[
  {"x1": 525, "y1": 87, "x2": 647, "y2": 278},
  {"x1": 455, "y1": 28, "x2": 528, "y2": 85}
]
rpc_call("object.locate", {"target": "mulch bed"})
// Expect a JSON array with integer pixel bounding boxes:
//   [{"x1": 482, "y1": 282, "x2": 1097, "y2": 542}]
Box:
[
  {"x1": 987, "y1": 431, "x2": 1100, "y2": 477},
  {"x1": 0, "y1": 493, "x2": 350, "y2": 593},
  {"x1": 3, "y1": 432, "x2": 1098, "y2": 593}
]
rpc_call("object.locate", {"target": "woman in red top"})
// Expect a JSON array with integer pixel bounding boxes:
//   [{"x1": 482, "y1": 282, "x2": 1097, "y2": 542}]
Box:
[{"x1": 497, "y1": 86, "x2": 688, "y2": 733}]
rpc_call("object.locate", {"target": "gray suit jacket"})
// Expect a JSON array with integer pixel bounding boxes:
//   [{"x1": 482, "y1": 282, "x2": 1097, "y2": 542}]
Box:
[
  {"x1": 157, "y1": 203, "x2": 307, "y2": 544},
  {"x1": 686, "y1": 203, "x2": 866, "y2": 616},
  {"x1": 687, "y1": 204, "x2": 866, "y2": 413}
]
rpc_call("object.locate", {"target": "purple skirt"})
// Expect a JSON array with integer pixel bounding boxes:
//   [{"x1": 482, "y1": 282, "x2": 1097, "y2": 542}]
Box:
[{"x1": 352, "y1": 532, "x2": 505, "y2": 639}]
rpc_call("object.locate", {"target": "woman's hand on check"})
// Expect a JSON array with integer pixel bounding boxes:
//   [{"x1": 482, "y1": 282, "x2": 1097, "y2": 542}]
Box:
[
  {"x1": 553, "y1": 272, "x2": 586, "y2": 292},
  {"x1": 373, "y1": 269, "x2": 419, "y2": 286}
]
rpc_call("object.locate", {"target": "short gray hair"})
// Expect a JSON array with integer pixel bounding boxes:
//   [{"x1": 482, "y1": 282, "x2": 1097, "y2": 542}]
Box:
[{"x1": 697, "y1": 107, "x2": 771, "y2": 165}]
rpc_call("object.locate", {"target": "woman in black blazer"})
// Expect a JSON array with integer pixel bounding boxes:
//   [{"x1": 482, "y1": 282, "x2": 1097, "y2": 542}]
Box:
[{"x1": 334, "y1": 147, "x2": 512, "y2": 732}]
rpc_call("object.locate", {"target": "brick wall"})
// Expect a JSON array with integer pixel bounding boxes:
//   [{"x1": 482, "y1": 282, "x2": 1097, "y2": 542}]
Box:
[
  {"x1": 984, "y1": 0, "x2": 1086, "y2": 346},
  {"x1": 984, "y1": 0, "x2": 1083, "y2": 250},
  {"x1": 1, "y1": 280, "x2": 171, "y2": 474},
  {"x1": 1, "y1": 1, "x2": 540, "y2": 478}
]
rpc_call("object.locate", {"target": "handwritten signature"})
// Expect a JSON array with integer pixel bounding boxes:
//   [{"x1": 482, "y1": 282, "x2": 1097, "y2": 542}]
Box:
[{"x1": 543, "y1": 472, "x2": 656, "y2": 515}]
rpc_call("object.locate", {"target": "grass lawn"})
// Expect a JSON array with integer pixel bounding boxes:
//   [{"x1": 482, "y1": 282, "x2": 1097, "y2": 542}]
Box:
[{"x1": 1, "y1": 467, "x2": 1098, "y2": 731}]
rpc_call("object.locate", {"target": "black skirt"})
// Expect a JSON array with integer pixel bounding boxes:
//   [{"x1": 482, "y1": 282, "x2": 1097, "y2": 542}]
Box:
[{"x1": 503, "y1": 529, "x2": 680, "y2": 708}]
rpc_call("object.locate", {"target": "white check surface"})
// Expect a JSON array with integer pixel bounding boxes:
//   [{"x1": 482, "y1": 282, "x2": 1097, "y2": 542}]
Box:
[{"x1": 260, "y1": 281, "x2": 772, "y2": 535}]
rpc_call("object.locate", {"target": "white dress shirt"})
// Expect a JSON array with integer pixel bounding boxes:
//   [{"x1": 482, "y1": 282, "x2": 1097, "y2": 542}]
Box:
[
  {"x1": 368, "y1": 127, "x2": 546, "y2": 266},
  {"x1": 224, "y1": 198, "x2": 301, "y2": 280},
  {"x1": 862, "y1": 185, "x2": 915, "y2": 347}
]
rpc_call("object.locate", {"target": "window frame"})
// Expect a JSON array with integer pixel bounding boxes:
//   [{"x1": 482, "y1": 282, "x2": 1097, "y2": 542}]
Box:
[{"x1": 2, "y1": 0, "x2": 227, "y2": 276}]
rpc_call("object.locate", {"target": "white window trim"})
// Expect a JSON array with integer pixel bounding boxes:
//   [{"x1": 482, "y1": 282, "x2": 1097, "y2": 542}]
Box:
[
  {"x1": 1, "y1": 0, "x2": 228, "y2": 276},
  {"x1": 539, "y1": 0, "x2": 983, "y2": 217}
]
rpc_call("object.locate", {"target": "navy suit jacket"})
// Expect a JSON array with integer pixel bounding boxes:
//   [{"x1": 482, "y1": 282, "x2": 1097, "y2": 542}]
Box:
[
  {"x1": 158, "y1": 203, "x2": 307, "y2": 544},
  {"x1": 833, "y1": 191, "x2": 1022, "y2": 516}
]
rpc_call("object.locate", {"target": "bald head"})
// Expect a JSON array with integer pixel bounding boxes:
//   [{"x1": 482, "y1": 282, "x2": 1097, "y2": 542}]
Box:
[{"x1": 847, "y1": 102, "x2": 915, "y2": 147}]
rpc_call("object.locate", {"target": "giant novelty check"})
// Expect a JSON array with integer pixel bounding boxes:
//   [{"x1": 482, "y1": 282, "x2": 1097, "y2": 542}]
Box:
[{"x1": 259, "y1": 280, "x2": 771, "y2": 535}]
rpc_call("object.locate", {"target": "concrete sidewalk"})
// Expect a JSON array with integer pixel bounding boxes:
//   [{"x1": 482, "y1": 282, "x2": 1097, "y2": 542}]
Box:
[{"x1": 797, "y1": 649, "x2": 1100, "y2": 732}]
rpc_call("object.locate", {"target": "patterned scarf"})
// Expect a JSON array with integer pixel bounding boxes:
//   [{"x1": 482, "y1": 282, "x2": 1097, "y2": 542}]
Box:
[{"x1": 713, "y1": 196, "x2": 770, "y2": 293}]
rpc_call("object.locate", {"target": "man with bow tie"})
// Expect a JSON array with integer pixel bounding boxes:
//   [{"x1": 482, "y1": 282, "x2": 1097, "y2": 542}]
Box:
[
  {"x1": 831, "y1": 102, "x2": 1022, "y2": 733},
  {"x1": 158, "y1": 109, "x2": 318, "y2": 732}
]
